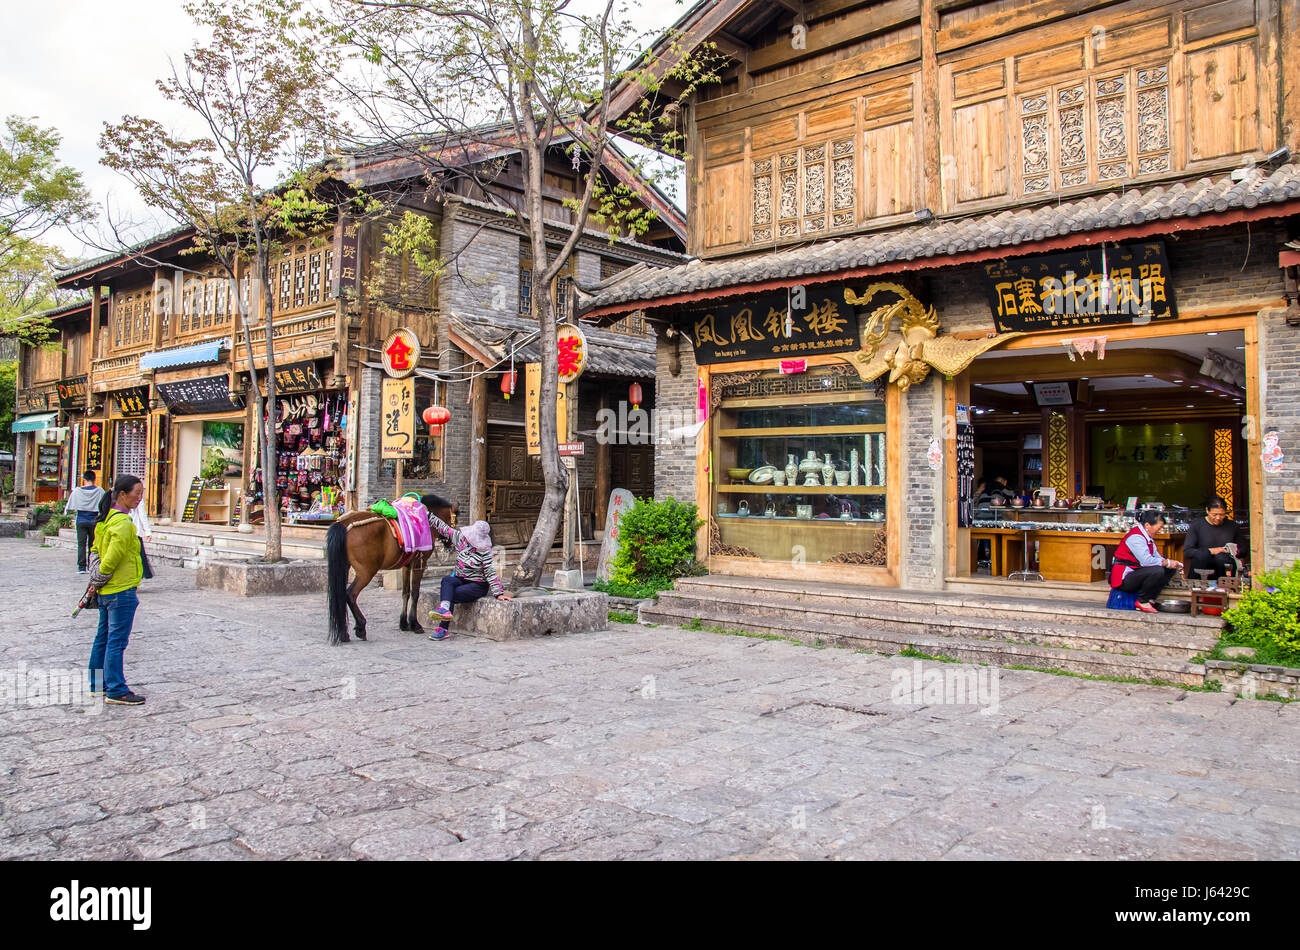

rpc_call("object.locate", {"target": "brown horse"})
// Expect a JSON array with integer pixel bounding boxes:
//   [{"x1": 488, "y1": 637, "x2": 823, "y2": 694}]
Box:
[{"x1": 325, "y1": 493, "x2": 457, "y2": 644}]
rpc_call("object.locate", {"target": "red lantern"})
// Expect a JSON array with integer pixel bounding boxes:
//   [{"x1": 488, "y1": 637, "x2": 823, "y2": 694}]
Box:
[
  {"x1": 501, "y1": 371, "x2": 517, "y2": 400},
  {"x1": 629, "y1": 381, "x2": 643, "y2": 411},
  {"x1": 422, "y1": 405, "x2": 451, "y2": 427}
]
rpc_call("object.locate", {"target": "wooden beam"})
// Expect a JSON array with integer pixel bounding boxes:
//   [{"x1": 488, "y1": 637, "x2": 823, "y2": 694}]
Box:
[
  {"x1": 745, "y1": 0, "x2": 920, "y2": 74},
  {"x1": 936, "y1": 0, "x2": 1125, "y2": 55},
  {"x1": 920, "y1": 0, "x2": 940, "y2": 217}
]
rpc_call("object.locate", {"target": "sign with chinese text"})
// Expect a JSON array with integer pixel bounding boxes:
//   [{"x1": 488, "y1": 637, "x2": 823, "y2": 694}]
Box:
[
  {"x1": 779, "y1": 359, "x2": 806, "y2": 375},
  {"x1": 85, "y1": 421, "x2": 104, "y2": 471},
  {"x1": 381, "y1": 376, "x2": 415, "y2": 459},
  {"x1": 332, "y1": 218, "x2": 360, "y2": 299},
  {"x1": 265, "y1": 360, "x2": 323, "y2": 395},
  {"x1": 382, "y1": 328, "x2": 421, "y2": 378},
  {"x1": 983, "y1": 242, "x2": 1177, "y2": 333},
  {"x1": 556, "y1": 323, "x2": 587, "y2": 383},
  {"x1": 57, "y1": 375, "x2": 88, "y2": 410},
  {"x1": 1033, "y1": 382, "x2": 1073, "y2": 406},
  {"x1": 112, "y1": 386, "x2": 150, "y2": 418},
  {"x1": 525, "y1": 362, "x2": 568, "y2": 456},
  {"x1": 596, "y1": 488, "x2": 635, "y2": 582},
  {"x1": 683, "y1": 288, "x2": 861, "y2": 365},
  {"x1": 19, "y1": 390, "x2": 49, "y2": 412},
  {"x1": 558, "y1": 442, "x2": 585, "y2": 456},
  {"x1": 156, "y1": 376, "x2": 241, "y2": 415}
]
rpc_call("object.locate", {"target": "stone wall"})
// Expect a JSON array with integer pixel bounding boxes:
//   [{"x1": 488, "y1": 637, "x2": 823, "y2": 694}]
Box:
[
  {"x1": 900, "y1": 376, "x2": 945, "y2": 589},
  {"x1": 1261, "y1": 306, "x2": 1300, "y2": 571}
]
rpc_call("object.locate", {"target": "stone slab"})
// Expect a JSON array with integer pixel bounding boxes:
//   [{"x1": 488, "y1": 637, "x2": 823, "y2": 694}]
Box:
[
  {"x1": 194, "y1": 559, "x2": 329, "y2": 597},
  {"x1": 0, "y1": 521, "x2": 26, "y2": 538},
  {"x1": 430, "y1": 591, "x2": 609, "y2": 640}
]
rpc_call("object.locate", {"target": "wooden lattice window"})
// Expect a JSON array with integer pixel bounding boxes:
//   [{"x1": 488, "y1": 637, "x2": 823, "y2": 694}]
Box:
[
  {"x1": 271, "y1": 234, "x2": 333, "y2": 315},
  {"x1": 751, "y1": 137, "x2": 855, "y2": 243}
]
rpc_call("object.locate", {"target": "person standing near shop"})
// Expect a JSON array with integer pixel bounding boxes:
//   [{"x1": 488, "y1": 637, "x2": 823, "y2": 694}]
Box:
[
  {"x1": 67, "y1": 470, "x2": 106, "y2": 575},
  {"x1": 87, "y1": 475, "x2": 146, "y2": 705},
  {"x1": 1183, "y1": 496, "x2": 1241, "y2": 581},
  {"x1": 1110, "y1": 510, "x2": 1183, "y2": 613}
]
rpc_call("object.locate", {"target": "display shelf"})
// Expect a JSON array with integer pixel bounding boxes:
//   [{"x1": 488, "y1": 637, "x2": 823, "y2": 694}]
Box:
[{"x1": 717, "y1": 485, "x2": 886, "y2": 494}]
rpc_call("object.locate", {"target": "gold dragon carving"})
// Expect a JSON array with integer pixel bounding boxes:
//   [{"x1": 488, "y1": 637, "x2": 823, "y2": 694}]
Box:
[{"x1": 843, "y1": 282, "x2": 1022, "y2": 390}]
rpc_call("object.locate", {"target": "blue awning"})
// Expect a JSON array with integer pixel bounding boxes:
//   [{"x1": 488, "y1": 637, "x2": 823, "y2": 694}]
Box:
[
  {"x1": 139, "y1": 340, "x2": 225, "y2": 371},
  {"x1": 11, "y1": 412, "x2": 57, "y2": 433}
]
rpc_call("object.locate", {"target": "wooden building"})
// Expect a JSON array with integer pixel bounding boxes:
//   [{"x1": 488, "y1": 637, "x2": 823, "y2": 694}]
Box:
[
  {"x1": 579, "y1": 0, "x2": 1300, "y2": 590},
  {"x1": 28, "y1": 137, "x2": 682, "y2": 541}
]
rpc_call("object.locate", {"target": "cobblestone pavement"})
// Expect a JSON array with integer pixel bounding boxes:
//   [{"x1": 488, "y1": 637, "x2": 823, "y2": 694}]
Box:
[{"x1": 3, "y1": 538, "x2": 1299, "y2": 861}]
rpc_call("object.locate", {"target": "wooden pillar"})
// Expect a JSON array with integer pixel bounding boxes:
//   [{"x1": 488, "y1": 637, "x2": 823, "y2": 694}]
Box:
[
  {"x1": 593, "y1": 388, "x2": 610, "y2": 529},
  {"x1": 88, "y1": 285, "x2": 100, "y2": 370},
  {"x1": 468, "y1": 373, "x2": 487, "y2": 523},
  {"x1": 920, "y1": 0, "x2": 941, "y2": 213}
]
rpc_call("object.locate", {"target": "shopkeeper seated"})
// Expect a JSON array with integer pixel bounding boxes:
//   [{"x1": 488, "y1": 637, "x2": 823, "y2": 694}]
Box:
[
  {"x1": 977, "y1": 474, "x2": 1017, "y2": 505},
  {"x1": 1183, "y1": 496, "x2": 1241, "y2": 581},
  {"x1": 1111, "y1": 511, "x2": 1183, "y2": 614}
]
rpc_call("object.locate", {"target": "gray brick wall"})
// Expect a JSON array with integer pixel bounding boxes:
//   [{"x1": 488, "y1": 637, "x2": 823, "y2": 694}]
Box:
[
  {"x1": 1262, "y1": 307, "x2": 1300, "y2": 571},
  {"x1": 654, "y1": 330, "x2": 699, "y2": 504},
  {"x1": 901, "y1": 376, "x2": 944, "y2": 590}
]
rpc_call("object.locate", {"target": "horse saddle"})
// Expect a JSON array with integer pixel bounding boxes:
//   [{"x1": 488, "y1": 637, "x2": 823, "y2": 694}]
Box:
[{"x1": 390, "y1": 500, "x2": 433, "y2": 555}]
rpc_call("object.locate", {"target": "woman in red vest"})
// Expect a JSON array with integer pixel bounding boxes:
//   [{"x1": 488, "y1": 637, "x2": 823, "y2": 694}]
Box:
[{"x1": 1111, "y1": 510, "x2": 1183, "y2": 613}]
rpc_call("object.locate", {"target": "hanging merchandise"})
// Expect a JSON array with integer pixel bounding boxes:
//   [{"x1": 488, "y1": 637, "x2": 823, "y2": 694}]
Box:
[{"x1": 251, "y1": 386, "x2": 349, "y2": 524}]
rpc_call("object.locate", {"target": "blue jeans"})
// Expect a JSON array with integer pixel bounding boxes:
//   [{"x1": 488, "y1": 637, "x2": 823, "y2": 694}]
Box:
[
  {"x1": 437, "y1": 575, "x2": 489, "y2": 629},
  {"x1": 89, "y1": 588, "x2": 138, "y2": 698}
]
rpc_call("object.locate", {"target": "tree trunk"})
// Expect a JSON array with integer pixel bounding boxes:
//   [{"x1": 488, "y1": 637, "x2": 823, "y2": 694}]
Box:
[{"x1": 258, "y1": 251, "x2": 282, "y2": 562}]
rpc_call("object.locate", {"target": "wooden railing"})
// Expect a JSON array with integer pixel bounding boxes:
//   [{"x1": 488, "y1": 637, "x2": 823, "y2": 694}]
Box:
[{"x1": 234, "y1": 308, "x2": 338, "y2": 368}]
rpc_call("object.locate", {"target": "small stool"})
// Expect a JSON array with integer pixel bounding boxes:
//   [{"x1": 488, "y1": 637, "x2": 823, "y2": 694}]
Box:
[
  {"x1": 1107, "y1": 588, "x2": 1138, "y2": 611},
  {"x1": 1190, "y1": 587, "x2": 1229, "y2": 617}
]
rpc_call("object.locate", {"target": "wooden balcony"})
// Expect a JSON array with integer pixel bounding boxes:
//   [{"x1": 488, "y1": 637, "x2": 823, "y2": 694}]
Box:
[
  {"x1": 233, "y1": 307, "x2": 340, "y2": 371},
  {"x1": 91, "y1": 350, "x2": 148, "y2": 393}
]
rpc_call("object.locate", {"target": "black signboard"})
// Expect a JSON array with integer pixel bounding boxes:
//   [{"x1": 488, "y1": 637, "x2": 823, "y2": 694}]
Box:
[
  {"x1": 332, "y1": 218, "x2": 359, "y2": 299},
  {"x1": 57, "y1": 375, "x2": 88, "y2": 410},
  {"x1": 983, "y1": 242, "x2": 1176, "y2": 333},
  {"x1": 112, "y1": 386, "x2": 149, "y2": 418},
  {"x1": 683, "y1": 287, "x2": 861, "y2": 365},
  {"x1": 181, "y1": 477, "x2": 204, "y2": 523},
  {"x1": 262, "y1": 360, "x2": 323, "y2": 395},
  {"x1": 19, "y1": 390, "x2": 49, "y2": 412},
  {"x1": 85, "y1": 421, "x2": 104, "y2": 471},
  {"x1": 157, "y1": 375, "x2": 243, "y2": 415},
  {"x1": 956, "y1": 418, "x2": 976, "y2": 528}
]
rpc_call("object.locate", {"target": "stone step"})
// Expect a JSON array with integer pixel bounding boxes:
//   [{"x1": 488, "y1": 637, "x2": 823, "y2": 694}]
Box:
[
  {"x1": 670, "y1": 575, "x2": 1221, "y2": 637},
  {"x1": 639, "y1": 599, "x2": 1208, "y2": 686},
  {"x1": 654, "y1": 587, "x2": 1215, "y2": 659}
]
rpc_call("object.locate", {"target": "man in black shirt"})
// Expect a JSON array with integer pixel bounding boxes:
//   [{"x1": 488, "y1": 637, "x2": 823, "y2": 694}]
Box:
[{"x1": 1183, "y1": 496, "x2": 1241, "y2": 581}]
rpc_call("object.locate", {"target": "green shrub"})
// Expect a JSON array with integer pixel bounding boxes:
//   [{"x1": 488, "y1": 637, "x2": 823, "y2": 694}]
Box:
[
  {"x1": 41, "y1": 512, "x2": 73, "y2": 536},
  {"x1": 607, "y1": 497, "x2": 704, "y2": 588},
  {"x1": 1224, "y1": 562, "x2": 1300, "y2": 666},
  {"x1": 2, "y1": 473, "x2": 13, "y2": 495},
  {"x1": 593, "y1": 575, "x2": 675, "y2": 599}
]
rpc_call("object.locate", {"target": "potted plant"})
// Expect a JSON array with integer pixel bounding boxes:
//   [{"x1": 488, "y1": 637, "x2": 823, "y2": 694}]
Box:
[{"x1": 200, "y1": 450, "x2": 229, "y2": 487}]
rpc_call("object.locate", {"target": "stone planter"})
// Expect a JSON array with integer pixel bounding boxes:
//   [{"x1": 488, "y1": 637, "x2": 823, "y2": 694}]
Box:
[
  {"x1": 421, "y1": 590, "x2": 609, "y2": 641},
  {"x1": 1205, "y1": 658, "x2": 1300, "y2": 700},
  {"x1": 195, "y1": 558, "x2": 329, "y2": 597}
]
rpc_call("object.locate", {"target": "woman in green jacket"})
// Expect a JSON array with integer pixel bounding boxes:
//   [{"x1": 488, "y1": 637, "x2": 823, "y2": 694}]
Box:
[{"x1": 88, "y1": 475, "x2": 146, "y2": 705}]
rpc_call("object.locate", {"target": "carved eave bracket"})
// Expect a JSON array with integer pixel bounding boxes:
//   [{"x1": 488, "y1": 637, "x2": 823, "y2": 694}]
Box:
[{"x1": 844, "y1": 282, "x2": 1023, "y2": 390}]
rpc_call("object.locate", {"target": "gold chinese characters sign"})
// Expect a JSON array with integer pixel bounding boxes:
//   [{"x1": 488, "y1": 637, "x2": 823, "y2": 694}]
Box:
[
  {"x1": 381, "y1": 377, "x2": 415, "y2": 459},
  {"x1": 982, "y1": 242, "x2": 1176, "y2": 332},
  {"x1": 685, "y1": 289, "x2": 858, "y2": 364},
  {"x1": 525, "y1": 362, "x2": 568, "y2": 456}
]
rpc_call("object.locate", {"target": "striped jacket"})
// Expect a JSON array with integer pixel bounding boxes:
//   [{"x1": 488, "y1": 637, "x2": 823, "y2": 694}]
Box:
[{"x1": 428, "y1": 514, "x2": 504, "y2": 597}]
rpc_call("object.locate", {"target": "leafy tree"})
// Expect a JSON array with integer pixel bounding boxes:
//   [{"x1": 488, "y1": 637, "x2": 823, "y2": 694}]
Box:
[
  {"x1": 0, "y1": 116, "x2": 94, "y2": 343},
  {"x1": 99, "y1": 0, "x2": 361, "y2": 562},
  {"x1": 0, "y1": 358, "x2": 16, "y2": 454},
  {"x1": 318, "y1": 0, "x2": 721, "y2": 585}
]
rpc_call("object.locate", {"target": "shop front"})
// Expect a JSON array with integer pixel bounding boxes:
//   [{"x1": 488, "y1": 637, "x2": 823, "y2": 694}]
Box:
[
  {"x1": 155, "y1": 373, "x2": 246, "y2": 525},
  {"x1": 247, "y1": 360, "x2": 350, "y2": 527}
]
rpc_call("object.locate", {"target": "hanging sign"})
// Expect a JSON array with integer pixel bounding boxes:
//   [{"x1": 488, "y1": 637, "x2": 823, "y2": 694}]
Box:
[
  {"x1": 983, "y1": 242, "x2": 1177, "y2": 333},
  {"x1": 382, "y1": 328, "x2": 421, "y2": 378},
  {"x1": 557, "y1": 323, "x2": 587, "y2": 383},
  {"x1": 381, "y1": 376, "x2": 415, "y2": 459},
  {"x1": 85, "y1": 421, "x2": 104, "y2": 472},
  {"x1": 332, "y1": 218, "x2": 361, "y2": 299},
  {"x1": 181, "y1": 476, "x2": 204, "y2": 523},
  {"x1": 112, "y1": 386, "x2": 150, "y2": 418},
  {"x1": 956, "y1": 414, "x2": 975, "y2": 528},
  {"x1": 264, "y1": 360, "x2": 323, "y2": 395},
  {"x1": 558, "y1": 442, "x2": 585, "y2": 456},
  {"x1": 18, "y1": 390, "x2": 50, "y2": 412},
  {"x1": 57, "y1": 375, "x2": 88, "y2": 410},
  {"x1": 525, "y1": 362, "x2": 569, "y2": 456},
  {"x1": 156, "y1": 376, "x2": 241, "y2": 415},
  {"x1": 682, "y1": 287, "x2": 861, "y2": 365}
]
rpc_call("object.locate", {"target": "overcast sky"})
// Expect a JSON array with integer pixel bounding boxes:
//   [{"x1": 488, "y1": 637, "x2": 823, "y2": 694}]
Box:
[{"x1": 0, "y1": 0, "x2": 688, "y2": 262}]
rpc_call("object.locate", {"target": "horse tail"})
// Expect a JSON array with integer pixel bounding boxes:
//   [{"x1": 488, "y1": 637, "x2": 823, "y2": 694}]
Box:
[{"x1": 325, "y1": 521, "x2": 351, "y2": 645}]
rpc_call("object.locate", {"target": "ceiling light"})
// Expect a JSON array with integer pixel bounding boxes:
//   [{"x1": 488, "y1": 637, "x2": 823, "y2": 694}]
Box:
[
  {"x1": 1143, "y1": 374, "x2": 1153, "y2": 377},
  {"x1": 1013, "y1": 411, "x2": 1020, "y2": 415},
  {"x1": 1024, "y1": 380, "x2": 1034, "y2": 384},
  {"x1": 1186, "y1": 404, "x2": 1194, "y2": 408},
  {"x1": 1098, "y1": 408, "x2": 1106, "y2": 412},
  {"x1": 1173, "y1": 379, "x2": 1183, "y2": 383},
  {"x1": 1236, "y1": 345, "x2": 1245, "y2": 350},
  {"x1": 1206, "y1": 331, "x2": 1219, "y2": 336}
]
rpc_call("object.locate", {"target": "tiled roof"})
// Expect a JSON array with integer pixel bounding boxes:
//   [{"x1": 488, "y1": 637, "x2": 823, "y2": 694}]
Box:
[
  {"x1": 579, "y1": 164, "x2": 1300, "y2": 313},
  {"x1": 56, "y1": 225, "x2": 194, "y2": 284},
  {"x1": 449, "y1": 312, "x2": 655, "y2": 379}
]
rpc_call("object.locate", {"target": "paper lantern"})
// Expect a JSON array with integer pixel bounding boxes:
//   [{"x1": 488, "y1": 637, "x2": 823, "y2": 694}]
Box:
[
  {"x1": 422, "y1": 405, "x2": 450, "y2": 427},
  {"x1": 629, "y1": 381, "x2": 643, "y2": 411},
  {"x1": 500, "y1": 371, "x2": 517, "y2": 400}
]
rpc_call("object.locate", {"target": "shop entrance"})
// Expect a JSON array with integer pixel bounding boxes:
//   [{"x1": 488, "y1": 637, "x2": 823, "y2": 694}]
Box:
[{"x1": 957, "y1": 329, "x2": 1251, "y2": 587}]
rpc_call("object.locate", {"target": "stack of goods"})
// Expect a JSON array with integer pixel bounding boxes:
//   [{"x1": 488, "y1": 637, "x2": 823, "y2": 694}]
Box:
[{"x1": 250, "y1": 393, "x2": 347, "y2": 519}]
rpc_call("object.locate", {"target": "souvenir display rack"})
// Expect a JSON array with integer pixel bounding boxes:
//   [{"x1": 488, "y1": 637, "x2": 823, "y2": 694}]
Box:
[{"x1": 250, "y1": 392, "x2": 347, "y2": 523}]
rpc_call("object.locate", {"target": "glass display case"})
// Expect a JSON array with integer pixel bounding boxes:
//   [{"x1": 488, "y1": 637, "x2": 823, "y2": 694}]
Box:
[{"x1": 712, "y1": 365, "x2": 888, "y2": 565}]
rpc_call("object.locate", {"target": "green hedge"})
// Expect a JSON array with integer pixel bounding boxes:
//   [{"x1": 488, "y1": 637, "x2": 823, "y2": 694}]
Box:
[
  {"x1": 1224, "y1": 562, "x2": 1300, "y2": 666},
  {"x1": 593, "y1": 497, "x2": 705, "y2": 598}
]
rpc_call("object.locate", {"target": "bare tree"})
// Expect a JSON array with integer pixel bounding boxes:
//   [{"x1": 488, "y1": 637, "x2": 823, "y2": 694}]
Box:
[
  {"x1": 317, "y1": 0, "x2": 720, "y2": 585},
  {"x1": 100, "y1": 0, "x2": 363, "y2": 562}
]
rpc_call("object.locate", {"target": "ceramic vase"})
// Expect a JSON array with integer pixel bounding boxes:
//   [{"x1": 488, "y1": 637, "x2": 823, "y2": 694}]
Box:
[
  {"x1": 784, "y1": 454, "x2": 798, "y2": 486},
  {"x1": 822, "y1": 453, "x2": 835, "y2": 486}
]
